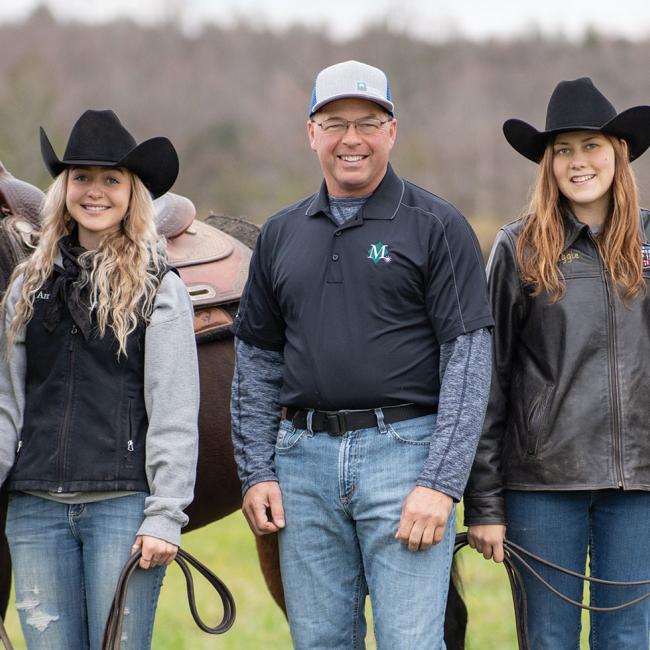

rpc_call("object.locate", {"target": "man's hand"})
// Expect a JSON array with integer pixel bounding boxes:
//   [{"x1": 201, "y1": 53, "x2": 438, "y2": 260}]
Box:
[
  {"x1": 242, "y1": 480, "x2": 286, "y2": 536},
  {"x1": 467, "y1": 524, "x2": 506, "y2": 562},
  {"x1": 395, "y1": 486, "x2": 453, "y2": 552}
]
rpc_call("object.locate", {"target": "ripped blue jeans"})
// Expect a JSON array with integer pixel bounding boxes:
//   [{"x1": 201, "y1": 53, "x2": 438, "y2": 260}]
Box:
[{"x1": 6, "y1": 492, "x2": 165, "y2": 650}]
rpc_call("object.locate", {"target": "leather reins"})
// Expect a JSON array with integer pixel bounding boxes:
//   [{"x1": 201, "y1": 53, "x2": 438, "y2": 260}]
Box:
[
  {"x1": 101, "y1": 547, "x2": 236, "y2": 649},
  {"x1": 454, "y1": 532, "x2": 650, "y2": 650},
  {"x1": 0, "y1": 620, "x2": 11, "y2": 650},
  {"x1": 0, "y1": 546, "x2": 236, "y2": 650},
  {"x1": 2, "y1": 534, "x2": 648, "y2": 649}
]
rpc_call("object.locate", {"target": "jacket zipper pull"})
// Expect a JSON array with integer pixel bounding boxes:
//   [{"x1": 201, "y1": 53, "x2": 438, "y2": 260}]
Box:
[
  {"x1": 16, "y1": 440, "x2": 22, "y2": 455},
  {"x1": 127, "y1": 440, "x2": 134, "y2": 452},
  {"x1": 69, "y1": 325, "x2": 78, "y2": 350}
]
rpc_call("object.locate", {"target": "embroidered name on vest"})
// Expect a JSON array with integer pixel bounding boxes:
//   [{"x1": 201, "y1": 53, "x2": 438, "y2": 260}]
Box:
[{"x1": 36, "y1": 290, "x2": 50, "y2": 300}]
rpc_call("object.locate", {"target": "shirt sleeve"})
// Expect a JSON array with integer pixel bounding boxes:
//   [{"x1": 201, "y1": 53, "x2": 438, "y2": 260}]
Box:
[
  {"x1": 425, "y1": 209, "x2": 494, "y2": 343},
  {"x1": 137, "y1": 272, "x2": 200, "y2": 545},
  {"x1": 230, "y1": 337, "x2": 284, "y2": 495},
  {"x1": 416, "y1": 327, "x2": 492, "y2": 500},
  {"x1": 0, "y1": 277, "x2": 26, "y2": 487},
  {"x1": 233, "y1": 224, "x2": 286, "y2": 351}
]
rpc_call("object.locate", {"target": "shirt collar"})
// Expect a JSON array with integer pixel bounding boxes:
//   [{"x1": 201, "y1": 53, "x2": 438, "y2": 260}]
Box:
[{"x1": 305, "y1": 163, "x2": 405, "y2": 221}]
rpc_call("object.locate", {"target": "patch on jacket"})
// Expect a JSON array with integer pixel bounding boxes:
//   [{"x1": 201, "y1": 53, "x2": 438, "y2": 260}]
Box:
[{"x1": 642, "y1": 244, "x2": 650, "y2": 269}]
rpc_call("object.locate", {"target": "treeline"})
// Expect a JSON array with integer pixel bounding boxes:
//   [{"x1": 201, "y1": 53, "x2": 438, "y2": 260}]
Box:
[{"x1": 1, "y1": 7, "x2": 650, "y2": 248}]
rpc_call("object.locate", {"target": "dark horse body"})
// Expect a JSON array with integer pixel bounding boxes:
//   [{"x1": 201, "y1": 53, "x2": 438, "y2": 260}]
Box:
[{"x1": 0, "y1": 180, "x2": 467, "y2": 648}]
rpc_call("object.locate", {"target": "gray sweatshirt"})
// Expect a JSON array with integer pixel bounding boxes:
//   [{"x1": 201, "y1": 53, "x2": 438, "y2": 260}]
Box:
[{"x1": 0, "y1": 271, "x2": 200, "y2": 545}]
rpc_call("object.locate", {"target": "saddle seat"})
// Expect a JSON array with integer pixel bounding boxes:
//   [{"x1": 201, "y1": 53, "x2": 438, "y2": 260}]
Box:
[{"x1": 153, "y1": 193, "x2": 252, "y2": 340}]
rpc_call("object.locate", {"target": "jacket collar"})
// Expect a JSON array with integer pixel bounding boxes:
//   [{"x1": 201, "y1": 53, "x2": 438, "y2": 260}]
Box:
[
  {"x1": 562, "y1": 202, "x2": 648, "y2": 249},
  {"x1": 561, "y1": 203, "x2": 591, "y2": 251},
  {"x1": 305, "y1": 163, "x2": 405, "y2": 221}
]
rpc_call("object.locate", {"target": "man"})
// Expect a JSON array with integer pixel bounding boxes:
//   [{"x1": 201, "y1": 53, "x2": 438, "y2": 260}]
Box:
[{"x1": 231, "y1": 60, "x2": 492, "y2": 649}]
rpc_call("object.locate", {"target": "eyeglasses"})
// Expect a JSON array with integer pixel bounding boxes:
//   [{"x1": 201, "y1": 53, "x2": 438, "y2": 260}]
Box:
[{"x1": 311, "y1": 117, "x2": 392, "y2": 136}]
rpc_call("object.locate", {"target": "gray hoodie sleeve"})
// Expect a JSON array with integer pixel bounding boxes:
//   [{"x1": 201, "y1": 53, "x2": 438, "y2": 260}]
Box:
[
  {"x1": 137, "y1": 271, "x2": 200, "y2": 545},
  {"x1": 0, "y1": 276, "x2": 26, "y2": 487},
  {"x1": 231, "y1": 336, "x2": 284, "y2": 495}
]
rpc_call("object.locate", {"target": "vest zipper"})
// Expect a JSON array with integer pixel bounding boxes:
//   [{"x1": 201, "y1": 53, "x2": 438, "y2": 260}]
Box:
[
  {"x1": 126, "y1": 399, "x2": 135, "y2": 465},
  {"x1": 592, "y1": 234, "x2": 625, "y2": 488},
  {"x1": 16, "y1": 440, "x2": 22, "y2": 455},
  {"x1": 56, "y1": 324, "x2": 78, "y2": 492}
]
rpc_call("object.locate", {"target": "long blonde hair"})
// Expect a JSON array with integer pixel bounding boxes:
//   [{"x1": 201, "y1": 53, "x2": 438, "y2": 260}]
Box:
[
  {"x1": 516, "y1": 135, "x2": 643, "y2": 302},
  {"x1": 4, "y1": 168, "x2": 165, "y2": 356}
]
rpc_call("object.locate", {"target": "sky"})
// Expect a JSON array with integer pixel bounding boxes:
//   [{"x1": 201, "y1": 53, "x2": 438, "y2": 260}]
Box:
[{"x1": 1, "y1": 0, "x2": 650, "y2": 41}]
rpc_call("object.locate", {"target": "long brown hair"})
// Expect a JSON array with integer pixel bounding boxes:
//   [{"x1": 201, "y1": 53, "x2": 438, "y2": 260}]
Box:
[
  {"x1": 516, "y1": 135, "x2": 643, "y2": 301},
  {"x1": 3, "y1": 168, "x2": 165, "y2": 356}
]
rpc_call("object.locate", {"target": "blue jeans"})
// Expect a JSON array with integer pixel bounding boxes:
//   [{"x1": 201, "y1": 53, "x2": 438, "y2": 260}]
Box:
[
  {"x1": 505, "y1": 490, "x2": 650, "y2": 650},
  {"x1": 6, "y1": 492, "x2": 165, "y2": 650},
  {"x1": 275, "y1": 413, "x2": 455, "y2": 650}
]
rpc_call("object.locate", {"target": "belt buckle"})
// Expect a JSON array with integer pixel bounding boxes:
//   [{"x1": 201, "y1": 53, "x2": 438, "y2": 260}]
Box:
[{"x1": 325, "y1": 411, "x2": 347, "y2": 436}]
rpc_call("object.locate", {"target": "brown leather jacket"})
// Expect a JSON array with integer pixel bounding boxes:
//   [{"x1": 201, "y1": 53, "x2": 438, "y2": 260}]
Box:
[{"x1": 464, "y1": 208, "x2": 650, "y2": 525}]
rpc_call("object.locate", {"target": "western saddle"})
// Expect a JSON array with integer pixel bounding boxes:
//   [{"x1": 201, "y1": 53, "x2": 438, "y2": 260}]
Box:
[{"x1": 153, "y1": 192, "x2": 252, "y2": 340}]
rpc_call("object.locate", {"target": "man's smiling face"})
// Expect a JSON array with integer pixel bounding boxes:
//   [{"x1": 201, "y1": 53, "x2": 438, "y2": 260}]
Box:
[{"x1": 307, "y1": 98, "x2": 396, "y2": 197}]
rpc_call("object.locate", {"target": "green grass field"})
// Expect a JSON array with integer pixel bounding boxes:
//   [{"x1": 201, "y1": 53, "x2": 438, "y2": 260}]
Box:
[{"x1": 4, "y1": 509, "x2": 592, "y2": 649}]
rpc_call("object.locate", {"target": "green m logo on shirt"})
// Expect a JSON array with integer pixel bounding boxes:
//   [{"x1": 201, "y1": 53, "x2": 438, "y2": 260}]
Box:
[{"x1": 367, "y1": 241, "x2": 392, "y2": 264}]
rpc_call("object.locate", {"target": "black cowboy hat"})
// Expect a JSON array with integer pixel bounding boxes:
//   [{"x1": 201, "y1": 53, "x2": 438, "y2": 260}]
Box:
[
  {"x1": 40, "y1": 109, "x2": 179, "y2": 198},
  {"x1": 503, "y1": 77, "x2": 650, "y2": 163}
]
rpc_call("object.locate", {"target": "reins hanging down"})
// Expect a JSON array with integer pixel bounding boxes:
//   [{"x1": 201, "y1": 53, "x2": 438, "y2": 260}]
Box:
[
  {"x1": 101, "y1": 547, "x2": 236, "y2": 650},
  {"x1": 454, "y1": 532, "x2": 650, "y2": 650}
]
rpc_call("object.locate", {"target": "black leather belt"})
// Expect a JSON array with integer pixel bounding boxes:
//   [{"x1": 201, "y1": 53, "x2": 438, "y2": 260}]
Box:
[{"x1": 285, "y1": 404, "x2": 434, "y2": 436}]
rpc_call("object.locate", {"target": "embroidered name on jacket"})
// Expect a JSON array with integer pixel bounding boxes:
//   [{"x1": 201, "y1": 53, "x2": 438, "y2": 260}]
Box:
[
  {"x1": 559, "y1": 250, "x2": 579, "y2": 265},
  {"x1": 36, "y1": 290, "x2": 50, "y2": 300}
]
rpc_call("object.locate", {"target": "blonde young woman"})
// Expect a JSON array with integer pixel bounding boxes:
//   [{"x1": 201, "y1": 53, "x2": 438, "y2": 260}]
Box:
[
  {"x1": 0, "y1": 110, "x2": 199, "y2": 649},
  {"x1": 464, "y1": 78, "x2": 650, "y2": 649}
]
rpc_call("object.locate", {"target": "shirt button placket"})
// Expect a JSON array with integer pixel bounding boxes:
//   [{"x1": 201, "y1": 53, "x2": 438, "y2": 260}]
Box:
[{"x1": 327, "y1": 231, "x2": 343, "y2": 284}]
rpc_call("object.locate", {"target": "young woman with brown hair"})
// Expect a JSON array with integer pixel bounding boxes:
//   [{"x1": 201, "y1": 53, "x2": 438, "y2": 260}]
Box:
[{"x1": 464, "y1": 78, "x2": 650, "y2": 649}]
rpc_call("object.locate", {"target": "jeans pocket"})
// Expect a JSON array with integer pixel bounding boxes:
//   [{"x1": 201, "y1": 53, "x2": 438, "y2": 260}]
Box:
[
  {"x1": 275, "y1": 419, "x2": 305, "y2": 452},
  {"x1": 386, "y1": 414, "x2": 436, "y2": 446}
]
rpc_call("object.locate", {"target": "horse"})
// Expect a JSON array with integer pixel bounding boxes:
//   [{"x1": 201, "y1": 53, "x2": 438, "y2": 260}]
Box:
[{"x1": 0, "y1": 163, "x2": 467, "y2": 649}]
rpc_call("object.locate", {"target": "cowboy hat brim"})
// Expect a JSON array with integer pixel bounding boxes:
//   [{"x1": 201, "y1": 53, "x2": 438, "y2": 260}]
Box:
[
  {"x1": 40, "y1": 128, "x2": 179, "y2": 199},
  {"x1": 503, "y1": 105, "x2": 650, "y2": 163}
]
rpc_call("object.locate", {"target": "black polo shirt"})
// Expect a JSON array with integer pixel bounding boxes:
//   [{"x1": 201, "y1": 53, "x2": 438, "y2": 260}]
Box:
[{"x1": 234, "y1": 164, "x2": 493, "y2": 410}]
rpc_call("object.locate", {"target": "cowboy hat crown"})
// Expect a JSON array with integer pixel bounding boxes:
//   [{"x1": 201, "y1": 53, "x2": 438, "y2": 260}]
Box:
[
  {"x1": 503, "y1": 77, "x2": 650, "y2": 163},
  {"x1": 40, "y1": 109, "x2": 179, "y2": 198}
]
